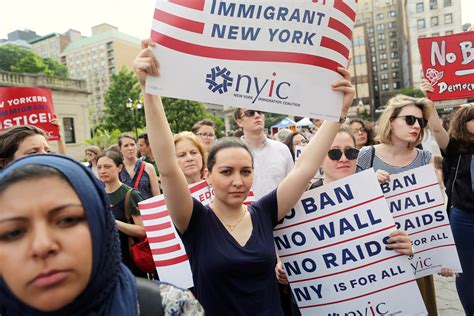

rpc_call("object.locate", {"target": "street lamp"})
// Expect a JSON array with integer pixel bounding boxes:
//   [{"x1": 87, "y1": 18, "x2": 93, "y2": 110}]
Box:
[{"x1": 126, "y1": 98, "x2": 143, "y2": 138}]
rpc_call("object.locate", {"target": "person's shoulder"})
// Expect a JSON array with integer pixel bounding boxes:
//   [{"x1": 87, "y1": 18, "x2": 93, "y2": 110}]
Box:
[{"x1": 358, "y1": 145, "x2": 373, "y2": 157}]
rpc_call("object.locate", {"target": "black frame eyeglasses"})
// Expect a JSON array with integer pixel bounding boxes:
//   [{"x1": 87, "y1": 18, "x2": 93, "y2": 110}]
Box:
[
  {"x1": 396, "y1": 115, "x2": 428, "y2": 128},
  {"x1": 241, "y1": 110, "x2": 263, "y2": 118},
  {"x1": 327, "y1": 148, "x2": 359, "y2": 161}
]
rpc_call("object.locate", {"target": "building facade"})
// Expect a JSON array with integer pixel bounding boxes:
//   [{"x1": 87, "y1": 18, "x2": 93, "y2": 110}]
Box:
[
  {"x1": 0, "y1": 71, "x2": 91, "y2": 159},
  {"x1": 29, "y1": 30, "x2": 82, "y2": 61},
  {"x1": 405, "y1": 0, "x2": 463, "y2": 88},
  {"x1": 62, "y1": 24, "x2": 141, "y2": 125},
  {"x1": 355, "y1": 0, "x2": 409, "y2": 110}
]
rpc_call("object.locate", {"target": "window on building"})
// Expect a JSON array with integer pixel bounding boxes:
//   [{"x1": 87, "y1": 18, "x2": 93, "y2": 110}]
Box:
[
  {"x1": 382, "y1": 83, "x2": 389, "y2": 91},
  {"x1": 392, "y1": 72, "x2": 399, "y2": 78},
  {"x1": 353, "y1": 36, "x2": 365, "y2": 46},
  {"x1": 416, "y1": 2, "x2": 424, "y2": 12},
  {"x1": 445, "y1": 13, "x2": 453, "y2": 24},
  {"x1": 391, "y1": 51, "x2": 399, "y2": 58},
  {"x1": 376, "y1": 23, "x2": 385, "y2": 30},
  {"x1": 375, "y1": 85, "x2": 379, "y2": 92},
  {"x1": 379, "y1": 43, "x2": 386, "y2": 50},
  {"x1": 390, "y1": 41, "x2": 398, "y2": 48},
  {"x1": 417, "y1": 19, "x2": 426, "y2": 29},
  {"x1": 368, "y1": 27, "x2": 374, "y2": 33},
  {"x1": 354, "y1": 55, "x2": 367, "y2": 64},
  {"x1": 63, "y1": 118, "x2": 76, "y2": 144},
  {"x1": 444, "y1": 0, "x2": 452, "y2": 6},
  {"x1": 389, "y1": 31, "x2": 397, "y2": 38},
  {"x1": 372, "y1": 56, "x2": 377, "y2": 62},
  {"x1": 381, "y1": 73, "x2": 388, "y2": 80},
  {"x1": 380, "y1": 53, "x2": 387, "y2": 60},
  {"x1": 388, "y1": 11, "x2": 396, "y2": 17},
  {"x1": 381, "y1": 63, "x2": 388, "y2": 70},
  {"x1": 364, "y1": 2, "x2": 369, "y2": 10},
  {"x1": 378, "y1": 33, "x2": 386, "y2": 40},
  {"x1": 372, "y1": 65, "x2": 378, "y2": 72},
  {"x1": 371, "y1": 46, "x2": 376, "y2": 53},
  {"x1": 431, "y1": 16, "x2": 439, "y2": 27},
  {"x1": 446, "y1": 30, "x2": 453, "y2": 35},
  {"x1": 377, "y1": 13, "x2": 384, "y2": 20},
  {"x1": 393, "y1": 82, "x2": 401, "y2": 89},
  {"x1": 430, "y1": 0, "x2": 438, "y2": 9}
]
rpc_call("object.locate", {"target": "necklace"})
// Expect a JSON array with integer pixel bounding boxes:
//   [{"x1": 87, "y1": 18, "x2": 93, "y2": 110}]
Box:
[{"x1": 212, "y1": 204, "x2": 247, "y2": 232}]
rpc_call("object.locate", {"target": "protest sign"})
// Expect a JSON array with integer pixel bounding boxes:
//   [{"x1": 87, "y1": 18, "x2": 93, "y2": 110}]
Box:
[
  {"x1": 139, "y1": 180, "x2": 256, "y2": 288},
  {"x1": 381, "y1": 164, "x2": 462, "y2": 278},
  {"x1": 274, "y1": 169, "x2": 426, "y2": 315},
  {"x1": 0, "y1": 87, "x2": 59, "y2": 140},
  {"x1": 146, "y1": 0, "x2": 357, "y2": 121},
  {"x1": 418, "y1": 31, "x2": 474, "y2": 101}
]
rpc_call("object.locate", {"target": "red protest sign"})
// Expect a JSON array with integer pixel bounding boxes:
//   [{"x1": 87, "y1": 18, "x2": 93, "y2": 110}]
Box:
[
  {"x1": 0, "y1": 87, "x2": 59, "y2": 140},
  {"x1": 418, "y1": 31, "x2": 474, "y2": 101}
]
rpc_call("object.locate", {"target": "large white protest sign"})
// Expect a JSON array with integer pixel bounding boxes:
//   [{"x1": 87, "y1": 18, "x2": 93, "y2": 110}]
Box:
[
  {"x1": 146, "y1": 0, "x2": 356, "y2": 120},
  {"x1": 274, "y1": 169, "x2": 426, "y2": 315},
  {"x1": 139, "y1": 180, "x2": 256, "y2": 288},
  {"x1": 381, "y1": 164, "x2": 462, "y2": 278}
]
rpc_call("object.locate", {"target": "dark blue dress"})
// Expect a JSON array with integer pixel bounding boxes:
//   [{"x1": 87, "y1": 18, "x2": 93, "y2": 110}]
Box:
[{"x1": 181, "y1": 189, "x2": 283, "y2": 316}]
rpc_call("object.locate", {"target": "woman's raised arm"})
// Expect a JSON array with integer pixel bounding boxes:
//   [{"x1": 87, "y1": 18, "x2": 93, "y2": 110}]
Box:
[
  {"x1": 276, "y1": 67, "x2": 355, "y2": 220},
  {"x1": 133, "y1": 40, "x2": 193, "y2": 233}
]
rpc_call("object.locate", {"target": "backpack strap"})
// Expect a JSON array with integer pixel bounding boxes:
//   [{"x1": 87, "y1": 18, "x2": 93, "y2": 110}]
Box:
[
  {"x1": 134, "y1": 161, "x2": 146, "y2": 189},
  {"x1": 124, "y1": 188, "x2": 134, "y2": 251},
  {"x1": 136, "y1": 278, "x2": 164, "y2": 316}
]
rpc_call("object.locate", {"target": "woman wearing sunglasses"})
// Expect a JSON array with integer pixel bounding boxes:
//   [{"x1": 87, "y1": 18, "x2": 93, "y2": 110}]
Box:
[{"x1": 355, "y1": 94, "x2": 442, "y2": 315}]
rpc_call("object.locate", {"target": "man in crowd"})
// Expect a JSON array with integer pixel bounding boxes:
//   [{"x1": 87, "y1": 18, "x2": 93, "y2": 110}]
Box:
[
  {"x1": 233, "y1": 108, "x2": 294, "y2": 199},
  {"x1": 138, "y1": 133, "x2": 159, "y2": 176}
]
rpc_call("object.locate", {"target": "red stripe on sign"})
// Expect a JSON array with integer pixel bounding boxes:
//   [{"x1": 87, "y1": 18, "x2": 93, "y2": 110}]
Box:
[
  {"x1": 151, "y1": 243, "x2": 181, "y2": 255},
  {"x1": 392, "y1": 202, "x2": 445, "y2": 219},
  {"x1": 320, "y1": 37, "x2": 349, "y2": 58},
  {"x1": 334, "y1": 0, "x2": 356, "y2": 22},
  {"x1": 151, "y1": 31, "x2": 343, "y2": 72},
  {"x1": 145, "y1": 221, "x2": 172, "y2": 231},
  {"x1": 140, "y1": 210, "x2": 169, "y2": 221},
  {"x1": 155, "y1": 254, "x2": 189, "y2": 267},
  {"x1": 168, "y1": 0, "x2": 205, "y2": 11},
  {"x1": 328, "y1": 17, "x2": 353, "y2": 40},
  {"x1": 148, "y1": 233, "x2": 176, "y2": 243},
  {"x1": 154, "y1": 9, "x2": 204, "y2": 34},
  {"x1": 416, "y1": 243, "x2": 456, "y2": 254},
  {"x1": 385, "y1": 182, "x2": 438, "y2": 199},
  {"x1": 139, "y1": 199, "x2": 167, "y2": 210},
  {"x1": 409, "y1": 223, "x2": 451, "y2": 236},
  {"x1": 189, "y1": 180, "x2": 210, "y2": 193}
]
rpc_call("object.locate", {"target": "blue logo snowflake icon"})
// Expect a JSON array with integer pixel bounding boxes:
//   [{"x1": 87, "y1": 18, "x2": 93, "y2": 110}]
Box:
[{"x1": 206, "y1": 66, "x2": 233, "y2": 94}]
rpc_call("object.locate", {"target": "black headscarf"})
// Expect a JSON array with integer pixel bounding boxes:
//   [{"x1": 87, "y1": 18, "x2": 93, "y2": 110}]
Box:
[{"x1": 0, "y1": 154, "x2": 138, "y2": 315}]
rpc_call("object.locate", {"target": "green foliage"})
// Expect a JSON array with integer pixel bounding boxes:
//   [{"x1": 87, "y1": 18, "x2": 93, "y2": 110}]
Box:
[
  {"x1": 84, "y1": 128, "x2": 123, "y2": 150},
  {"x1": 43, "y1": 57, "x2": 68, "y2": 78},
  {"x1": 0, "y1": 44, "x2": 68, "y2": 77},
  {"x1": 399, "y1": 87, "x2": 425, "y2": 98},
  {"x1": 206, "y1": 115, "x2": 225, "y2": 138},
  {"x1": 0, "y1": 44, "x2": 32, "y2": 71},
  {"x1": 264, "y1": 113, "x2": 286, "y2": 129},
  {"x1": 162, "y1": 97, "x2": 214, "y2": 133},
  {"x1": 11, "y1": 54, "x2": 52, "y2": 75},
  {"x1": 102, "y1": 67, "x2": 142, "y2": 132},
  {"x1": 357, "y1": 108, "x2": 371, "y2": 120}
]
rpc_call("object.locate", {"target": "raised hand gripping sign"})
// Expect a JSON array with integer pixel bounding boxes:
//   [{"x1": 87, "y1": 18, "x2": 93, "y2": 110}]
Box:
[
  {"x1": 274, "y1": 170, "x2": 426, "y2": 315},
  {"x1": 146, "y1": 0, "x2": 356, "y2": 121},
  {"x1": 381, "y1": 164, "x2": 462, "y2": 278},
  {"x1": 418, "y1": 31, "x2": 474, "y2": 101}
]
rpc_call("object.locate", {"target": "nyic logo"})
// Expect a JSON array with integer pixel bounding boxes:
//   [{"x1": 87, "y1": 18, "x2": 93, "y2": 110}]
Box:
[
  {"x1": 328, "y1": 301, "x2": 401, "y2": 316},
  {"x1": 205, "y1": 66, "x2": 292, "y2": 104}
]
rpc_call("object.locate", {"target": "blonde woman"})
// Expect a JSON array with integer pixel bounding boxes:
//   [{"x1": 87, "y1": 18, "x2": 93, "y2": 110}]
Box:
[{"x1": 174, "y1": 131, "x2": 207, "y2": 184}]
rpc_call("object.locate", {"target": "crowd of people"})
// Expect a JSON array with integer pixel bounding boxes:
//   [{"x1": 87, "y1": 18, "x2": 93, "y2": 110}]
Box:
[{"x1": 0, "y1": 40, "x2": 473, "y2": 316}]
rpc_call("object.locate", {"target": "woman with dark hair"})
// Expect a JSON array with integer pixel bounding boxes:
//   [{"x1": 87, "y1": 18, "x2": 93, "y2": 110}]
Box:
[
  {"x1": 0, "y1": 154, "x2": 203, "y2": 315},
  {"x1": 348, "y1": 118, "x2": 375, "y2": 149},
  {"x1": 133, "y1": 40, "x2": 360, "y2": 315},
  {"x1": 97, "y1": 150, "x2": 147, "y2": 277},
  {"x1": 191, "y1": 119, "x2": 216, "y2": 151},
  {"x1": 0, "y1": 125, "x2": 51, "y2": 168},
  {"x1": 283, "y1": 131, "x2": 308, "y2": 161},
  {"x1": 85, "y1": 145, "x2": 101, "y2": 177},
  {"x1": 421, "y1": 78, "x2": 474, "y2": 315},
  {"x1": 118, "y1": 133, "x2": 160, "y2": 200}
]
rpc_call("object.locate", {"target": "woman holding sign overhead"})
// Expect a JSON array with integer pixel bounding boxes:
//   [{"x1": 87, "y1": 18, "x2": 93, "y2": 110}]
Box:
[
  {"x1": 355, "y1": 94, "x2": 446, "y2": 316},
  {"x1": 420, "y1": 79, "x2": 474, "y2": 315},
  {"x1": 133, "y1": 40, "x2": 355, "y2": 315}
]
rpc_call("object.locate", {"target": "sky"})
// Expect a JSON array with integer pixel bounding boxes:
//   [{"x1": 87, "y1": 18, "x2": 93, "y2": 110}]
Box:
[{"x1": 1, "y1": 0, "x2": 473, "y2": 40}]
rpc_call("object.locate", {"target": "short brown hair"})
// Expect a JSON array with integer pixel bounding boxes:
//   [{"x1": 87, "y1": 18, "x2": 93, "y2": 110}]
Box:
[
  {"x1": 233, "y1": 107, "x2": 243, "y2": 121},
  {"x1": 375, "y1": 95, "x2": 431, "y2": 149},
  {"x1": 191, "y1": 119, "x2": 215, "y2": 134},
  {"x1": 118, "y1": 133, "x2": 136, "y2": 148}
]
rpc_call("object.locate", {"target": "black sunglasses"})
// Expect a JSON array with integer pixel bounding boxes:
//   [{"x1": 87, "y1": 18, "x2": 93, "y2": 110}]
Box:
[
  {"x1": 327, "y1": 148, "x2": 359, "y2": 161},
  {"x1": 241, "y1": 110, "x2": 263, "y2": 118},
  {"x1": 396, "y1": 115, "x2": 428, "y2": 128}
]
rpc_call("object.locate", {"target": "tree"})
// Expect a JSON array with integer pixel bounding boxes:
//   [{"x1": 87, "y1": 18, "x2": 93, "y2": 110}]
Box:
[
  {"x1": 162, "y1": 97, "x2": 217, "y2": 133},
  {"x1": 399, "y1": 87, "x2": 425, "y2": 98},
  {"x1": 43, "y1": 57, "x2": 68, "y2": 78},
  {"x1": 11, "y1": 54, "x2": 52, "y2": 75},
  {"x1": 102, "y1": 67, "x2": 142, "y2": 132},
  {"x1": 0, "y1": 44, "x2": 33, "y2": 71}
]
